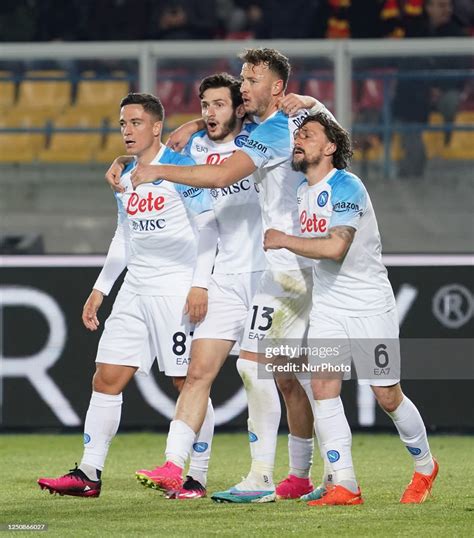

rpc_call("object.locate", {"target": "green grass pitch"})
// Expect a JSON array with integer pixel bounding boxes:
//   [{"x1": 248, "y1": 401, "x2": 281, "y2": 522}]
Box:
[{"x1": 1, "y1": 432, "x2": 473, "y2": 537}]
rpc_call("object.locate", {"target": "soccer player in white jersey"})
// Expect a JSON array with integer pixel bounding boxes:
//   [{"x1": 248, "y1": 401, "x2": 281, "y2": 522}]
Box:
[
  {"x1": 135, "y1": 73, "x2": 267, "y2": 499},
  {"x1": 37, "y1": 93, "x2": 218, "y2": 498},
  {"x1": 107, "y1": 49, "x2": 335, "y2": 503},
  {"x1": 263, "y1": 112, "x2": 439, "y2": 505}
]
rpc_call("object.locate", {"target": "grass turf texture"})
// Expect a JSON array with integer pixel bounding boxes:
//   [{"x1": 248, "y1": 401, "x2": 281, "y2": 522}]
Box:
[{"x1": 1, "y1": 433, "x2": 472, "y2": 537}]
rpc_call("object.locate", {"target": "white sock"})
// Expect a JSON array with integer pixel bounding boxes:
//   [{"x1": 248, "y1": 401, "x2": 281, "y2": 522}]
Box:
[
  {"x1": 79, "y1": 463, "x2": 100, "y2": 482},
  {"x1": 237, "y1": 358, "x2": 281, "y2": 487},
  {"x1": 188, "y1": 398, "x2": 214, "y2": 486},
  {"x1": 294, "y1": 375, "x2": 331, "y2": 484},
  {"x1": 165, "y1": 420, "x2": 196, "y2": 469},
  {"x1": 288, "y1": 434, "x2": 313, "y2": 479},
  {"x1": 387, "y1": 396, "x2": 434, "y2": 475},
  {"x1": 313, "y1": 397, "x2": 357, "y2": 493},
  {"x1": 80, "y1": 391, "x2": 122, "y2": 478},
  {"x1": 314, "y1": 419, "x2": 334, "y2": 487}
]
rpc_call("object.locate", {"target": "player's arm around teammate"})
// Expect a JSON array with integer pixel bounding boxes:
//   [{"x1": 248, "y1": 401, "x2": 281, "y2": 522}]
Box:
[
  {"x1": 163, "y1": 93, "x2": 322, "y2": 152},
  {"x1": 264, "y1": 224, "x2": 355, "y2": 263},
  {"x1": 104, "y1": 93, "x2": 328, "y2": 193}
]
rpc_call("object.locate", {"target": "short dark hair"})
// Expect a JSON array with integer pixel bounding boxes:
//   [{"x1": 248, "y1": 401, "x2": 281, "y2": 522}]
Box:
[
  {"x1": 300, "y1": 113, "x2": 353, "y2": 169},
  {"x1": 239, "y1": 48, "x2": 291, "y2": 90},
  {"x1": 199, "y1": 73, "x2": 243, "y2": 109},
  {"x1": 120, "y1": 92, "x2": 164, "y2": 121}
]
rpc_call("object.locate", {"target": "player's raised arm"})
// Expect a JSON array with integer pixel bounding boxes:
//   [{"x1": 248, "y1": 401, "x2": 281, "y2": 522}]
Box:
[
  {"x1": 263, "y1": 226, "x2": 355, "y2": 263},
  {"x1": 129, "y1": 149, "x2": 257, "y2": 190},
  {"x1": 279, "y1": 93, "x2": 337, "y2": 122},
  {"x1": 279, "y1": 94, "x2": 319, "y2": 115},
  {"x1": 166, "y1": 117, "x2": 206, "y2": 151}
]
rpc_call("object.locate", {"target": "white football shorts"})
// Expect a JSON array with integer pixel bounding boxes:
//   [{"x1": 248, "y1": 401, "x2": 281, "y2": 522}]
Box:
[
  {"x1": 240, "y1": 267, "x2": 313, "y2": 354},
  {"x1": 96, "y1": 288, "x2": 193, "y2": 377},
  {"x1": 308, "y1": 308, "x2": 401, "y2": 386},
  {"x1": 193, "y1": 271, "x2": 263, "y2": 342}
]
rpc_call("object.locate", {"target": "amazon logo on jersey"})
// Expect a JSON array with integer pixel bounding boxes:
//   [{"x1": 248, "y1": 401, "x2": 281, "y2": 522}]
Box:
[
  {"x1": 182, "y1": 187, "x2": 203, "y2": 198},
  {"x1": 333, "y1": 201, "x2": 360, "y2": 213},
  {"x1": 245, "y1": 139, "x2": 268, "y2": 154}
]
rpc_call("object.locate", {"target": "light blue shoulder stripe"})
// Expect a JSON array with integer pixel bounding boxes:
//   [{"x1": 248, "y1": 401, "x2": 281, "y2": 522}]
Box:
[
  {"x1": 184, "y1": 129, "x2": 207, "y2": 156},
  {"x1": 161, "y1": 146, "x2": 195, "y2": 166},
  {"x1": 328, "y1": 169, "x2": 366, "y2": 203}
]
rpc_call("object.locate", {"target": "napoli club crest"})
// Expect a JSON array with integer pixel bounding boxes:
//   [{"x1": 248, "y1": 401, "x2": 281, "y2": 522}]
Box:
[
  {"x1": 317, "y1": 190, "x2": 329, "y2": 207},
  {"x1": 234, "y1": 134, "x2": 248, "y2": 148}
]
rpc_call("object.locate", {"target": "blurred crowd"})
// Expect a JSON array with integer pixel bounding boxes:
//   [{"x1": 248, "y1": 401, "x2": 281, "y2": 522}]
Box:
[{"x1": 0, "y1": 0, "x2": 472, "y2": 42}]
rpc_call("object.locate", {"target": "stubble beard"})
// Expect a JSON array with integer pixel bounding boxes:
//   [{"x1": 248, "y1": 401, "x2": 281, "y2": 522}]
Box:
[
  {"x1": 207, "y1": 114, "x2": 238, "y2": 141},
  {"x1": 291, "y1": 153, "x2": 323, "y2": 174}
]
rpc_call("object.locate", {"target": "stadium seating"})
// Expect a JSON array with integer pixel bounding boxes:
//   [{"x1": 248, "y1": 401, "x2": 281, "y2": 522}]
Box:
[
  {"x1": 13, "y1": 70, "x2": 72, "y2": 122},
  {"x1": 38, "y1": 109, "x2": 103, "y2": 163},
  {"x1": 286, "y1": 77, "x2": 302, "y2": 95},
  {"x1": 0, "y1": 71, "x2": 16, "y2": 114},
  {"x1": 422, "y1": 113, "x2": 446, "y2": 159},
  {"x1": 357, "y1": 78, "x2": 385, "y2": 111},
  {"x1": 352, "y1": 133, "x2": 404, "y2": 162},
  {"x1": 156, "y1": 71, "x2": 192, "y2": 115},
  {"x1": 0, "y1": 111, "x2": 47, "y2": 163},
  {"x1": 94, "y1": 132, "x2": 124, "y2": 163},
  {"x1": 0, "y1": 132, "x2": 45, "y2": 163},
  {"x1": 302, "y1": 74, "x2": 335, "y2": 112},
  {"x1": 69, "y1": 75, "x2": 130, "y2": 123},
  {"x1": 164, "y1": 112, "x2": 200, "y2": 136},
  {"x1": 442, "y1": 111, "x2": 474, "y2": 159},
  {"x1": 0, "y1": 65, "x2": 472, "y2": 165}
]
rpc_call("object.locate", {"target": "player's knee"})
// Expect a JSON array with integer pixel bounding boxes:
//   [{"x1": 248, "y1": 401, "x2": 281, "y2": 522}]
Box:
[
  {"x1": 92, "y1": 371, "x2": 119, "y2": 394},
  {"x1": 93, "y1": 364, "x2": 133, "y2": 394},
  {"x1": 373, "y1": 385, "x2": 403, "y2": 413},
  {"x1": 311, "y1": 379, "x2": 341, "y2": 400},
  {"x1": 377, "y1": 397, "x2": 398, "y2": 413},
  {"x1": 184, "y1": 367, "x2": 214, "y2": 389}
]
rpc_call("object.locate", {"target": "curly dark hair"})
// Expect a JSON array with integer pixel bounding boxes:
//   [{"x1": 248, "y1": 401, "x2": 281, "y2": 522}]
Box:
[
  {"x1": 199, "y1": 73, "x2": 243, "y2": 109},
  {"x1": 239, "y1": 48, "x2": 291, "y2": 90},
  {"x1": 300, "y1": 113, "x2": 353, "y2": 169},
  {"x1": 120, "y1": 92, "x2": 164, "y2": 121}
]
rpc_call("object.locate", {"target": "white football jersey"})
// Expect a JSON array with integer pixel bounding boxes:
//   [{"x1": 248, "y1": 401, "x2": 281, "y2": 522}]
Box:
[
  {"x1": 240, "y1": 105, "x2": 332, "y2": 271},
  {"x1": 297, "y1": 168, "x2": 396, "y2": 316},
  {"x1": 184, "y1": 123, "x2": 266, "y2": 274},
  {"x1": 115, "y1": 145, "x2": 213, "y2": 296}
]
